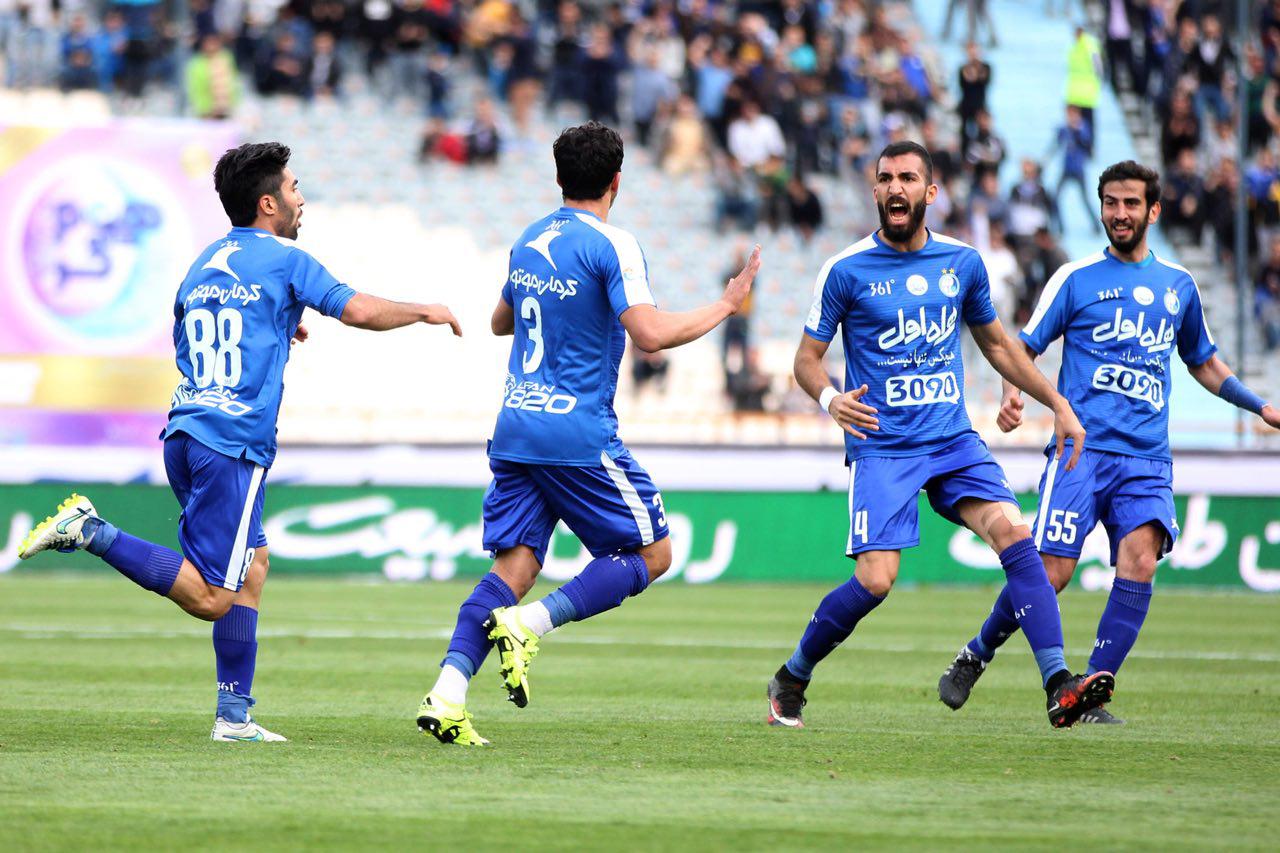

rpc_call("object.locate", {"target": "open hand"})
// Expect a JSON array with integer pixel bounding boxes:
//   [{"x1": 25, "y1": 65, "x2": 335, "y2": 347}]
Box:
[
  {"x1": 828, "y1": 384, "x2": 879, "y2": 440},
  {"x1": 721, "y1": 244, "x2": 762, "y2": 313}
]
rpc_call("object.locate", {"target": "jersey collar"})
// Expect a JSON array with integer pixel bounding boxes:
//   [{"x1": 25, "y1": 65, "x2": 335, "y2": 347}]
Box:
[
  {"x1": 871, "y1": 228, "x2": 933, "y2": 253},
  {"x1": 229, "y1": 226, "x2": 274, "y2": 237},
  {"x1": 1103, "y1": 247, "x2": 1155, "y2": 268},
  {"x1": 558, "y1": 205, "x2": 601, "y2": 221}
]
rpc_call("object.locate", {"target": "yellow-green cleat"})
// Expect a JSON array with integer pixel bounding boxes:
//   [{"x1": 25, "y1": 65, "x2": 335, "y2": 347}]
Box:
[
  {"x1": 485, "y1": 606, "x2": 539, "y2": 708},
  {"x1": 416, "y1": 693, "x2": 489, "y2": 746},
  {"x1": 18, "y1": 494, "x2": 97, "y2": 560}
]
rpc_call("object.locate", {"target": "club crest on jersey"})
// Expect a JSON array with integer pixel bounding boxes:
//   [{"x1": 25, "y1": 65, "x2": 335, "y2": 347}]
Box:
[
  {"x1": 525, "y1": 229, "x2": 562, "y2": 269},
  {"x1": 201, "y1": 244, "x2": 242, "y2": 281},
  {"x1": 1092, "y1": 308, "x2": 1174, "y2": 352},
  {"x1": 1132, "y1": 286, "x2": 1154, "y2": 305},
  {"x1": 906, "y1": 274, "x2": 928, "y2": 296},
  {"x1": 938, "y1": 268, "x2": 959, "y2": 297},
  {"x1": 878, "y1": 305, "x2": 957, "y2": 350},
  {"x1": 1163, "y1": 289, "x2": 1180, "y2": 315}
]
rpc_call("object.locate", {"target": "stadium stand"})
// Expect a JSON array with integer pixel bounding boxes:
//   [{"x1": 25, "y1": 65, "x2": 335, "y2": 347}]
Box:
[{"x1": 2, "y1": 0, "x2": 1274, "y2": 449}]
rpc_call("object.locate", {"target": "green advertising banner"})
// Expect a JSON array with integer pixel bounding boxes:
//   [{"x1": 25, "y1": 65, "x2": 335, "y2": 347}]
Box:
[{"x1": 2, "y1": 484, "x2": 1278, "y2": 590}]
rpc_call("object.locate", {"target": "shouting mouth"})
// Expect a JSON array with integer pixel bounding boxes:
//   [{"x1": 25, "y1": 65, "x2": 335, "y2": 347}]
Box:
[{"x1": 886, "y1": 197, "x2": 911, "y2": 226}]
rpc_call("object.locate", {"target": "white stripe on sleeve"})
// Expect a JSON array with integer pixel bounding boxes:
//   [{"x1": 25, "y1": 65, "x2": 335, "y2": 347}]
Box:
[{"x1": 576, "y1": 214, "x2": 655, "y2": 308}]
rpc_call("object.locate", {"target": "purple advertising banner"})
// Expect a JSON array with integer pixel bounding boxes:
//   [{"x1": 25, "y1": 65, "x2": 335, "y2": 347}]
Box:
[
  {"x1": 0, "y1": 121, "x2": 240, "y2": 356},
  {"x1": 0, "y1": 120, "x2": 241, "y2": 445}
]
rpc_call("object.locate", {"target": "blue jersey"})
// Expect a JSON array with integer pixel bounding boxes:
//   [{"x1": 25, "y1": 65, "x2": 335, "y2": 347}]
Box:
[
  {"x1": 805, "y1": 231, "x2": 998, "y2": 461},
  {"x1": 489, "y1": 207, "x2": 656, "y2": 465},
  {"x1": 1021, "y1": 249, "x2": 1216, "y2": 461},
  {"x1": 162, "y1": 227, "x2": 355, "y2": 467}
]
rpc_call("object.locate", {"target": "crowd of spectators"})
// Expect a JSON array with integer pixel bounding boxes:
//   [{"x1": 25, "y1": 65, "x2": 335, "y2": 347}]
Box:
[
  {"x1": 16, "y1": 1, "x2": 1279, "y2": 351},
  {"x1": 3, "y1": 0, "x2": 1085, "y2": 303}
]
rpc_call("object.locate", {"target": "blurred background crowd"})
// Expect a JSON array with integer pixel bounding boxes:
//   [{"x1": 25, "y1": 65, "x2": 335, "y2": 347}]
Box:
[{"x1": 1, "y1": 0, "x2": 1275, "y2": 444}]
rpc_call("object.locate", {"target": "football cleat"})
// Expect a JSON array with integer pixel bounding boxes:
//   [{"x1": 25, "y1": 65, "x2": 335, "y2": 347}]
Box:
[
  {"x1": 417, "y1": 693, "x2": 488, "y2": 745},
  {"x1": 938, "y1": 646, "x2": 987, "y2": 710},
  {"x1": 766, "y1": 667, "x2": 808, "y2": 728},
  {"x1": 211, "y1": 717, "x2": 288, "y2": 742},
  {"x1": 485, "y1": 606, "x2": 539, "y2": 708},
  {"x1": 1047, "y1": 671, "x2": 1115, "y2": 728},
  {"x1": 1078, "y1": 705, "x2": 1125, "y2": 725},
  {"x1": 18, "y1": 494, "x2": 97, "y2": 559}
]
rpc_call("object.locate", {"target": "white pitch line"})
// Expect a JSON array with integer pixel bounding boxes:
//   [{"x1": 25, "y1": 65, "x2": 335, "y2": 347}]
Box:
[{"x1": 2, "y1": 623, "x2": 1279, "y2": 664}]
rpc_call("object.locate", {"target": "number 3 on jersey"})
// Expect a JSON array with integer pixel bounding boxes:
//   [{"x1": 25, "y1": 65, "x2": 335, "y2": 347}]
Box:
[
  {"x1": 521, "y1": 296, "x2": 544, "y2": 372},
  {"x1": 185, "y1": 307, "x2": 244, "y2": 388}
]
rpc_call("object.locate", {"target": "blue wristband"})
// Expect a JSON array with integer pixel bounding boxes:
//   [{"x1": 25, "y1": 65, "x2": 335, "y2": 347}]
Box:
[{"x1": 1218, "y1": 376, "x2": 1268, "y2": 416}]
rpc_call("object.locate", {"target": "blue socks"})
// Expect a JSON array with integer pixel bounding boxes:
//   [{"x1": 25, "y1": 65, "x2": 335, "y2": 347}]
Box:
[
  {"x1": 90, "y1": 525, "x2": 181, "y2": 596},
  {"x1": 1087, "y1": 578, "x2": 1152, "y2": 676},
  {"x1": 784, "y1": 575, "x2": 885, "y2": 681},
  {"x1": 966, "y1": 584, "x2": 1019, "y2": 663},
  {"x1": 81, "y1": 516, "x2": 119, "y2": 556},
  {"x1": 997, "y1": 539, "x2": 1067, "y2": 685},
  {"x1": 556, "y1": 553, "x2": 649, "y2": 623},
  {"x1": 213, "y1": 604, "x2": 258, "y2": 723},
  {"x1": 442, "y1": 572, "x2": 518, "y2": 676},
  {"x1": 541, "y1": 588, "x2": 579, "y2": 628}
]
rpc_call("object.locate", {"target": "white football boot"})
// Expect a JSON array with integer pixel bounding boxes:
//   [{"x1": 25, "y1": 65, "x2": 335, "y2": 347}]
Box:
[
  {"x1": 211, "y1": 717, "x2": 288, "y2": 742},
  {"x1": 18, "y1": 494, "x2": 98, "y2": 559}
]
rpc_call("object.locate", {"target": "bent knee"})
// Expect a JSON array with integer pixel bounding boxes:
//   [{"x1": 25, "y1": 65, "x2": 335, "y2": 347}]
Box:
[
  {"x1": 190, "y1": 590, "x2": 233, "y2": 621},
  {"x1": 1046, "y1": 565, "x2": 1073, "y2": 593},
  {"x1": 1120, "y1": 554, "x2": 1158, "y2": 583},
  {"x1": 858, "y1": 572, "x2": 895, "y2": 597},
  {"x1": 640, "y1": 538, "x2": 673, "y2": 580}
]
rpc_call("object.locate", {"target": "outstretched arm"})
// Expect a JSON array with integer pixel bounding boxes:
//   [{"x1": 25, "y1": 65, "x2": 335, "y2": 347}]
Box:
[
  {"x1": 339, "y1": 292, "x2": 461, "y2": 335},
  {"x1": 971, "y1": 318, "x2": 1086, "y2": 468},
  {"x1": 1188, "y1": 355, "x2": 1280, "y2": 428},
  {"x1": 620, "y1": 245, "x2": 760, "y2": 352}
]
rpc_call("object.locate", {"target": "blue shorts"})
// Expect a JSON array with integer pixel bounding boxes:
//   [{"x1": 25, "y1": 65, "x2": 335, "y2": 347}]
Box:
[
  {"x1": 1032, "y1": 448, "x2": 1177, "y2": 566},
  {"x1": 483, "y1": 449, "x2": 669, "y2": 566},
  {"x1": 163, "y1": 433, "x2": 268, "y2": 592},
  {"x1": 846, "y1": 435, "x2": 1017, "y2": 556}
]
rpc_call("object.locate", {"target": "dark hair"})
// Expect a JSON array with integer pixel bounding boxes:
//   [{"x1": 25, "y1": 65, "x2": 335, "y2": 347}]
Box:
[
  {"x1": 553, "y1": 122, "x2": 624, "y2": 201},
  {"x1": 1097, "y1": 160, "x2": 1160, "y2": 206},
  {"x1": 876, "y1": 140, "x2": 934, "y2": 185},
  {"x1": 213, "y1": 142, "x2": 291, "y2": 227}
]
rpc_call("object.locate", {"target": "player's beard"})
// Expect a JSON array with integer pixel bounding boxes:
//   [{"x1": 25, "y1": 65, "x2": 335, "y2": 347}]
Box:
[
  {"x1": 1106, "y1": 211, "x2": 1148, "y2": 255},
  {"x1": 279, "y1": 198, "x2": 301, "y2": 240},
  {"x1": 877, "y1": 195, "x2": 927, "y2": 244}
]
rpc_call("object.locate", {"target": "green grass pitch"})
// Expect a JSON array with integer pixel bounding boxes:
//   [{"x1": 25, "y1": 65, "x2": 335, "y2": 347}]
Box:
[{"x1": 1, "y1": 575, "x2": 1277, "y2": 850}]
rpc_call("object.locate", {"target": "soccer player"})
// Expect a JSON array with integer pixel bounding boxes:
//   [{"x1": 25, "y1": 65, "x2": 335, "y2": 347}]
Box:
[
  {"x1": 937, "y1": 160, "x2": 1280, "y2": 722},
  {"x1": 766, "y1": 140, "x2": 1109, "y2": 731},
  {"x1": 416, "y1": 122, "x2": 761, "y2": 745},
  {"x1": 18, "y1": 142, "x2": 461, "y2": 742}
]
